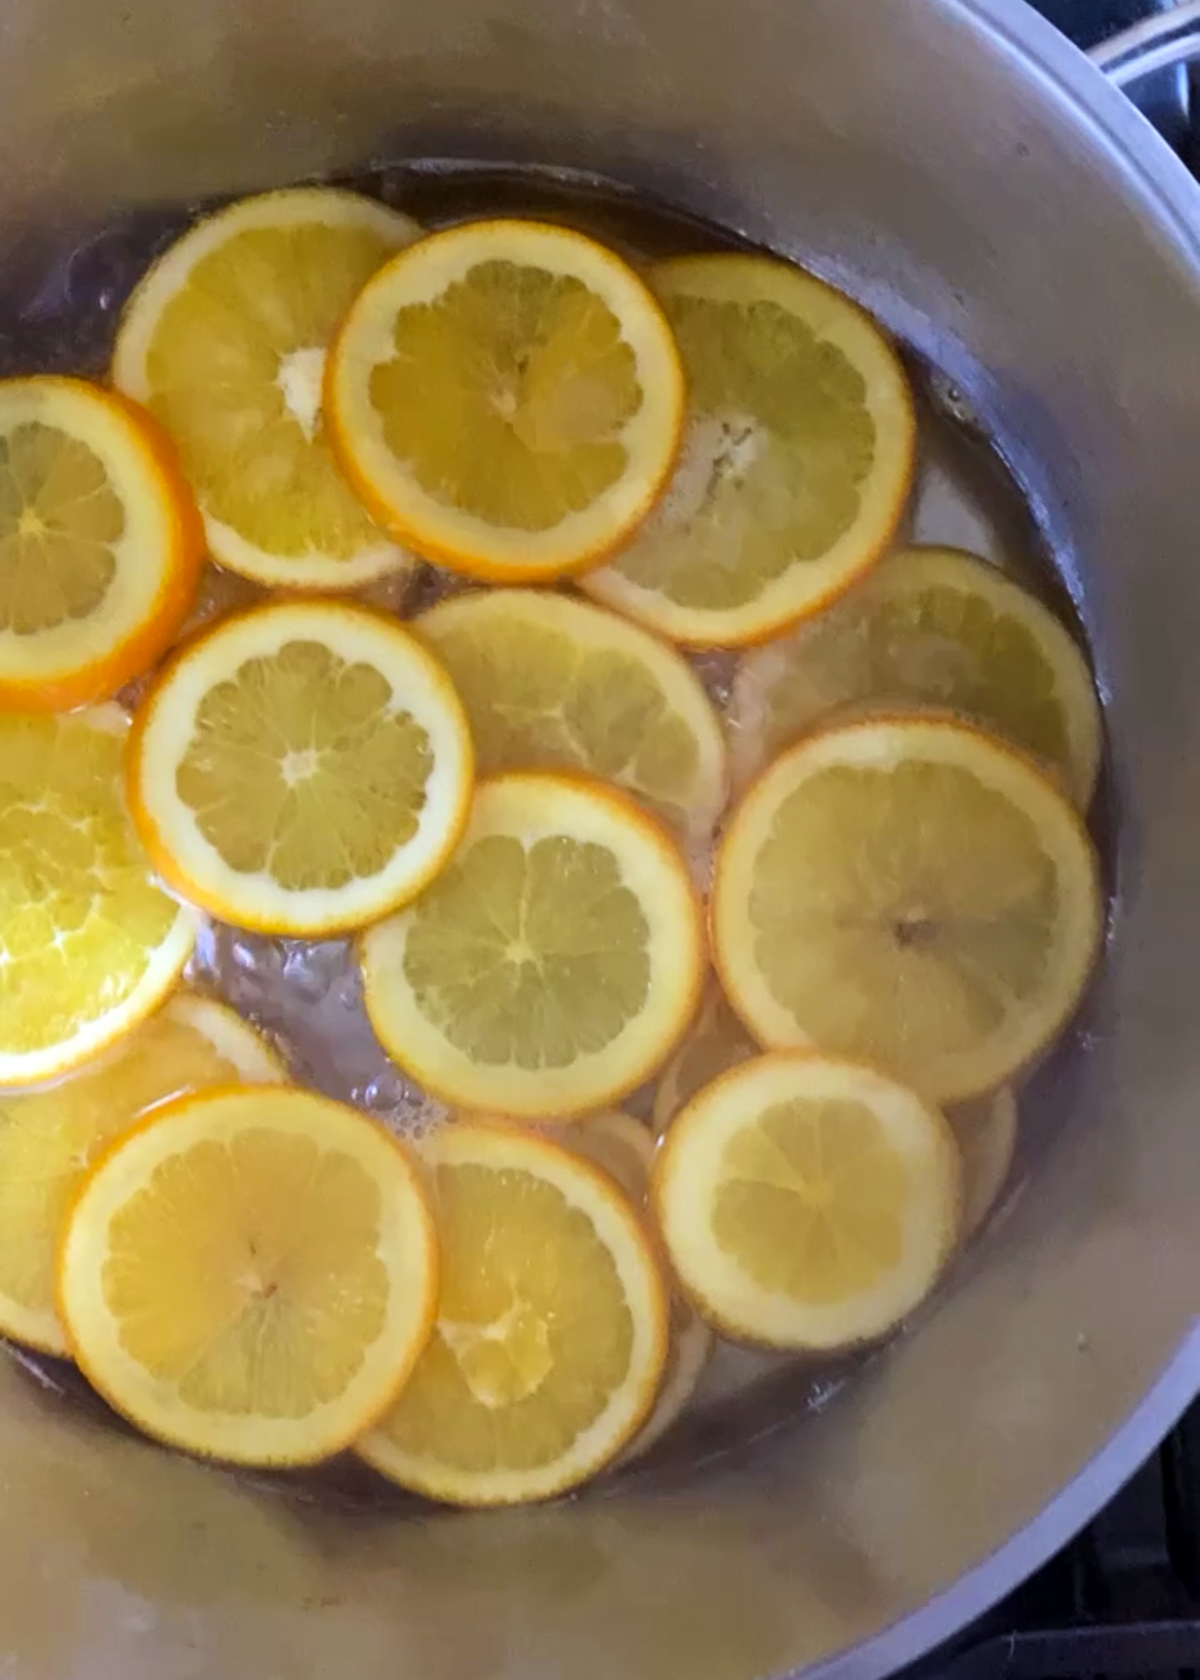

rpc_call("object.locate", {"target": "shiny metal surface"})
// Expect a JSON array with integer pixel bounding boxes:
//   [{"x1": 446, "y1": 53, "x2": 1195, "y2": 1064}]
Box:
[{"x1": 1, "y1": 1, "x2": 1199, "y2": 1677}]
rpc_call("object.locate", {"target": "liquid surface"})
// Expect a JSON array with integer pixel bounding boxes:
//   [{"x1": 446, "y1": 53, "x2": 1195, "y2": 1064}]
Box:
[{"x1": 0, "y1": 159, "x2": 1102, "y2": 1497}]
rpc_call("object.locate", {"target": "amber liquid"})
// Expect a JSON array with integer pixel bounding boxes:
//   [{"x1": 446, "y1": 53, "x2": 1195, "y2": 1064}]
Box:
[{"x1": 0, "y1": 158, "x2": 1107, "y2": 1503}]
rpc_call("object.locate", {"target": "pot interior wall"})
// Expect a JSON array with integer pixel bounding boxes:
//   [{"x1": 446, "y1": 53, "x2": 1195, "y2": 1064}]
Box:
[{"x1": 1, "y1": 1, "x2": 1200, "y2": 1677}]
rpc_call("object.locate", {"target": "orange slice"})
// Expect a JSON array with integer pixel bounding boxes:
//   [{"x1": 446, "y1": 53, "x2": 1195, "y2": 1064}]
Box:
[
  {"x1": 326, "y1": 218, "x2": 685, "y2": 581},
  {"x1": 652, "y1": 1052, "x2": 961, "y2": 1350},
  {"x1": 582, "y1": 252, "x2": 915, "y2": 646},
  {"x1": 0, "y1": 705, "x2": 198, "y2": 1088},
  {"x1": 360, "y1": 771, "x2": 705, "y2": 1119},
  {"x1": 0, "y1": 994, "x2": 283, "y2": 1355},
  {"x1": 127, "y1": 599, "x2": 474, "y2": 936},
  {"x1": 712, "y1": 714, "x2": 1103, "y2": 1104},
  {"x1": 656, "y1": 1031, "x2": 1015, "y2": 1247},
  {"x1": 558, "y1": 1109, "x2": 714, "y2": 1461},
  {"x1": 113, "y1": 188, "x2": 421, "y2": 591},
  {"x1": 57, "y1": 1085, "x2": 438, "y2": 1466},
  {"x1": 358, "y1": 1122, "x2": 668, "y2": 1504},
  {"x1": 728, "y1": 545, "x2": 1102, "y2": 805},
  {"x1": 0, "y1": 376, "x2": 203, "y2": 709},
  {"x1": 415, "y1": 587, "x2": 728, "y2": 847}
]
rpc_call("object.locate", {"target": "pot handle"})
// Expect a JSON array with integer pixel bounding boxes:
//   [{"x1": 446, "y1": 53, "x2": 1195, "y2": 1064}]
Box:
[{"x1": 1090, "y1": 0, "x2": 1200, "y2": 87}]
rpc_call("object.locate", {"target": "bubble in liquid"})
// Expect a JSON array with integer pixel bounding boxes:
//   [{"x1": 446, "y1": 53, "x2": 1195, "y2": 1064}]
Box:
[
  {"x1": 806, "y1": 1376, "x2": 846, "y2": 1415},
  {"x1": 354, "y1": 1071, "x2": 448, "y2": 1143},
  {"x1": 926, "y1": 368, "x2": 988, "y2": 438},
  {"x1": 360, "y1": 1070, "x2": 409, "y2": 1113}
]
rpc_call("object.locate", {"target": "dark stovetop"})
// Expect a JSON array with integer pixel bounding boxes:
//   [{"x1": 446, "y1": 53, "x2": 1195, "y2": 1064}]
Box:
[
  {"x1": 1034, "y1": 0, "x2": 1170, "y2": 42},
  {"x1": 926, "y1": 1407, "x2": 1200, "y2": 1678},
  {"x1": 923, "y1": 6, "x2": 1199, "y2": 1673}
]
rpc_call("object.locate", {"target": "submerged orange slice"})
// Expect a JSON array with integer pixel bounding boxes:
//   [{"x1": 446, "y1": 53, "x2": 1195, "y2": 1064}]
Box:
[
  {"x1": 729, "y1": 545, "x2": 1102, "y2": 805},
  {"x1": 651, "y1": 980, "x2": 757, "y2": 1134},
  {"x1": 559, "y1": 1109, "x2": 714, "y2": 1460},
  {"x1": 416, "y1": 587, "x2": 728, "y2": 847},
  {"x1": 953, "y1": 1085, "x2": 1019, "y2": 1240}
]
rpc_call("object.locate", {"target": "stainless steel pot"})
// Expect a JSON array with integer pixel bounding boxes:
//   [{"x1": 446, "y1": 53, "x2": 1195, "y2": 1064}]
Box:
[{"x1": 2, "y1": 2, "x2": 1200, "y2": 1676}]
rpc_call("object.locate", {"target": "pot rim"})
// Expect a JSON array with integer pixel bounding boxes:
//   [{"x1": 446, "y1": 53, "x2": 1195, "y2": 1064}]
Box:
[{"x1": 968, "y1": 0, "x2": 1200, "y2": 268}]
